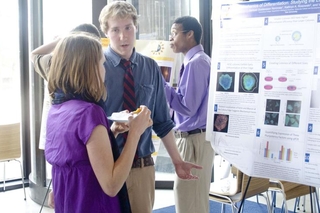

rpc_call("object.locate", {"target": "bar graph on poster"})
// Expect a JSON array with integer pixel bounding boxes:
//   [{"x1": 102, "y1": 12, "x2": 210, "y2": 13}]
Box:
[{"x1": 206, "y1": 0, "x2": 320, "y2": 187}]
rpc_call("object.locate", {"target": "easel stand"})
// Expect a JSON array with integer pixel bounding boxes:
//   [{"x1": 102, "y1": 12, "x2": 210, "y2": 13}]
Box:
[
  {"x1": 39, "y1": 179, "x2": 52, "y2": 213},
  {"x1": 237, "y1": 176, "x2": 251, "y2": 213}
]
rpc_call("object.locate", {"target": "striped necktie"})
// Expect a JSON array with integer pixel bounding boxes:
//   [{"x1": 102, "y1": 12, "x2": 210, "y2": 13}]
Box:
[
  {"x1": 121, "y1": 59, "x2": 136, "y2": 111},
  {"x1": 120, "y1": 59, "x2": 137, "y2": 157}
]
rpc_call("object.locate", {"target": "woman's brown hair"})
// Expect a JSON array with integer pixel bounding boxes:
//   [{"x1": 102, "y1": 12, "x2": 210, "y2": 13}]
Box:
[{"x1": 48, "y1": 32, "x2": 106, "y2": 102}]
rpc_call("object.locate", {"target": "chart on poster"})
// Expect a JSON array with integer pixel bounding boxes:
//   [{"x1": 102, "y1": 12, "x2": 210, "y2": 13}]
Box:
[{"x1": 206, "y1": 0, "x2": 320, "y2": 187}]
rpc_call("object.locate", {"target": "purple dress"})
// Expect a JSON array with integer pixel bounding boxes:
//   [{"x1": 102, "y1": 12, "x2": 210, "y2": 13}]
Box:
[{"x1": 45, "y1": 100, "x2": 121, "y2": 213}]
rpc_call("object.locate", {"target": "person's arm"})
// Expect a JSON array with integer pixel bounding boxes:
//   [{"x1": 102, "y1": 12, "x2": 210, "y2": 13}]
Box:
[
  {"x1": 151, "y1": 60, "x2": 202, "y2": 179},
  {"x1": 161, "y1": 130, "x2": 203, "y2": 179},
  {"x1": 87, "y1": 106, "x2": 152, "y2": 196},
  {"x1": 30, "y1": 37, "x2": 61, "y2": 64},
  {"x1": 30, "y1": 37, "x2": 61, "y2": 81},
  {"x1": 161, "y1": 130, "x2": 182, "y2": 163},
  {"x1": 166, "y1": 61, "x2": 210, "y2": 117}
]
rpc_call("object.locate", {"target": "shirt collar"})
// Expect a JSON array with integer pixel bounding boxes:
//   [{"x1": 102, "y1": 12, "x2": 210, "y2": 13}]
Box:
[
  {"x1": 184, "y1": 44, "x2": 204, "y2": 65},
  {"x1": 105, "y1": 46, "x2": 137, "y2": 67}
]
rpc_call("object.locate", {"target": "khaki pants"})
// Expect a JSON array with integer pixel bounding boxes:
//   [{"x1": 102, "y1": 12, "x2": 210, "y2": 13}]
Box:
[
  {"x1": 126, "y1": 165, "x2": 155, "y2": 213},
  {"x1": 174, "y1": 132, "x2": 214, "y2": 213}
]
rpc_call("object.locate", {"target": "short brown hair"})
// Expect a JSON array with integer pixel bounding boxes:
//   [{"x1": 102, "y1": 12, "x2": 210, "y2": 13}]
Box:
[
  {"x1": 99, "y1": 1, "x2": 138, "y2": 34},
  {"x1": 48, "y1": 33, "x2": 106, "y2": 102},
  {"x1": 71, "y1": 23, "x2": 101, "y2": 38}
]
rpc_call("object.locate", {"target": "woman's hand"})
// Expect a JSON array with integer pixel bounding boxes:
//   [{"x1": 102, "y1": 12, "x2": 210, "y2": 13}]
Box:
[
  {"x1": 110, "y1": 110, "x2": 130, "y2": 137},
  {"x1": 110, "y1": 122, "x2": 129, "y2": 138},
  {"x1": 110, "y1": 106, "x2": 152, "y2": 137}
]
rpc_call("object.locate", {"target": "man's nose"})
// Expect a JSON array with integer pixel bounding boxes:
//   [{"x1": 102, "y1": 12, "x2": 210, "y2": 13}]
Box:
[{"x1": 119, "y1": 31, "x2": 125, "y2": 39}]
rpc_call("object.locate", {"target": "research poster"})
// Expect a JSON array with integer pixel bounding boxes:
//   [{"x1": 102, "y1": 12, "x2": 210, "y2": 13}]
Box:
[{"x1": 207, "y1": 0, "x2": 320, "y2": 187}]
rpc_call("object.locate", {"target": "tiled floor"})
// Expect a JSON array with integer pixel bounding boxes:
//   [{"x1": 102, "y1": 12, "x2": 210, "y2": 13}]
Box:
[
  {"x1": 0, "y1": 184, "x2": 318, "y2": 213},
  {"x1": 0, "y1": 187, "x2": 52, "y2": 213},
  {"x1": 0, "y1": 188, "x2": 175, "y2": 213},
  {"x1": 0, "y1": 155, "x2": 318, "y2": 213}
]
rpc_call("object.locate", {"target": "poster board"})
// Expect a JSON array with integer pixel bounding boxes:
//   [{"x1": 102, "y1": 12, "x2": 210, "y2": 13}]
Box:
[{"x1": 207, "y1": 0, "x2": 320, "y2": 187}]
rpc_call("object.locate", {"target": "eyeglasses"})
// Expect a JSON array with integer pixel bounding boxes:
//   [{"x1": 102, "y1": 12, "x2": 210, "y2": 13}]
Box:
[{"x1": 169, "y1": 30, "x2": 189, "y2": 39}]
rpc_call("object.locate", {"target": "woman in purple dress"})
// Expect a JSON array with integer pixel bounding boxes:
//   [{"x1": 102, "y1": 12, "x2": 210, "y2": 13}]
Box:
[{"x1": 45, "y1": 32, "x2": 152, "y2": 213}]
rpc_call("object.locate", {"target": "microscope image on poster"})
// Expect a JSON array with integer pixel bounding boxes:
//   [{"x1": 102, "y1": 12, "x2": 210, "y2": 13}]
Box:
[
  {"x1": 160, "y1": 66, "x2": 172, "y2": 83},
  {"x1": 285, "y1": 100, "x2": 301, "y2": 128},
  {"x1": 239, "y1": 72, "x2": 260, "y2": 93},
  {"x1": 216, "y1": 72, "x2": 235, "y2": 92},
  {"x1": 213, "y1": 113, "x2": 229, "y2": 133},
  {"x1": 264, "y1": 99, "x2": 280, "y2": 126}
]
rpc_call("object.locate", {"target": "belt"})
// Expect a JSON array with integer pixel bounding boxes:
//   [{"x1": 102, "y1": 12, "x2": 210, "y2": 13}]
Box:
[
  {"x1": 132, "y1": 154, "x2": 154, "y2": 168},
  {"x1": 174, "y1": 128, "x2": 206, "y2": 138}
]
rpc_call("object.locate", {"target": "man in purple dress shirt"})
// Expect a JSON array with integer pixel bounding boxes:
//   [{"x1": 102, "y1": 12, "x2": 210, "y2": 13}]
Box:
[{"x1": 164, "y1": 16, "x2": 215, "y2": 213}]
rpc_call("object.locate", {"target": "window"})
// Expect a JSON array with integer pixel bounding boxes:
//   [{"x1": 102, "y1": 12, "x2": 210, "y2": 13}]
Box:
[
  {"x1": 0, "y1": 1, "x2": 21, "y2": 125},
  {"x1": 43, "y1": 0, "x2": 92, "y2": 43},
  {"x1": 0, "y1": 0, "x2": 22, "y2": 182},
  {"x1": 129, "y1": 0, "x2": 199, "y2": 41}
]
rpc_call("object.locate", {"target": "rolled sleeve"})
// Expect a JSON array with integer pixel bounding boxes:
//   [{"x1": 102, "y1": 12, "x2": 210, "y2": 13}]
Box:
[
  {"x1": 152, "y1": 66, "x2": 175, "y2": 138},
  {"x1": 32, "y1": 54, "x2": 52, "y2": 81}
]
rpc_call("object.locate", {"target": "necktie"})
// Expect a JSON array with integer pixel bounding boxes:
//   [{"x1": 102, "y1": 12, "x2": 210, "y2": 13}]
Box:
[
  {"x1": 179, "y1": 64, "x2": 185, "y2": 78},
  {"x1": 172, "y1": 63, "x2": 185, "y2": 121},
  {"x1": 120, "y1": 59, "x2": 137, "y2": 156},
  {"x1": 121, "y1": 59, "x2": 136, "y2": 111},
  {"x1": 178, "y1": 63, "x2": 184, "y2": 84}
]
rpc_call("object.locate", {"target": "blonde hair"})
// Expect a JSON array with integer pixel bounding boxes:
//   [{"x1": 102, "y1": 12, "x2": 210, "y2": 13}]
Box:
[
  {"x1": 48, "y1": 33, "x2": 106, "y2": 102},
  {"x1": 99, "y1": 1, "x2": 138, "y2": 34}
]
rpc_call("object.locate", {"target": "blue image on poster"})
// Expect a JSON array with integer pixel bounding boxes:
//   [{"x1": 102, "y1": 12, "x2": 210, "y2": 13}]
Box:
[
  {"x1": 256, "y1": 129, "x2": 261, "y2": 137},
  {"x1": 314, "y1": 66, "x2": 318, "y2": 75},
  {"x1": 305, "y1": 153, "x2": 310, "y2": 163}
]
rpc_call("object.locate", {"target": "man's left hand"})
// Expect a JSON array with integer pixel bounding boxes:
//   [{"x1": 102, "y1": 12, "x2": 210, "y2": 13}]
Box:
[{"x1": 174, "y1": 161, "x2": 203, "y2": 180}]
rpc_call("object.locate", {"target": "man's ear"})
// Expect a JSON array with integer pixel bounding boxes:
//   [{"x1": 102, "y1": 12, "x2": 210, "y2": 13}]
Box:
[{"x1": 187, "y1": 30, "x2": 194, "y2": 39}]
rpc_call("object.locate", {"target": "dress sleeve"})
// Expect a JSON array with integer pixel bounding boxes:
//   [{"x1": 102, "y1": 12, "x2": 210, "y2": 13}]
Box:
[{"x1": 77, "y1": 104, "x2": 109, "y2": 145}]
